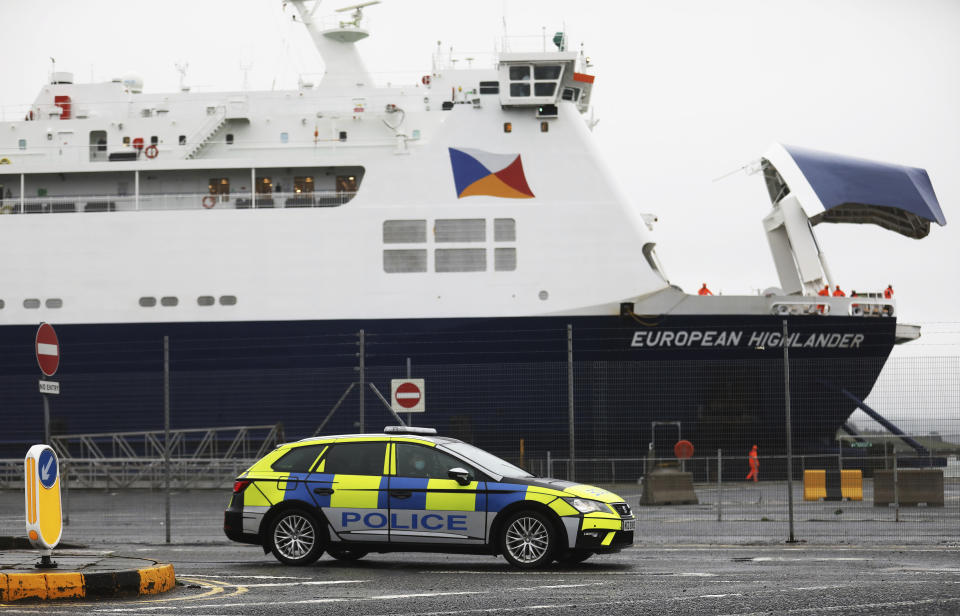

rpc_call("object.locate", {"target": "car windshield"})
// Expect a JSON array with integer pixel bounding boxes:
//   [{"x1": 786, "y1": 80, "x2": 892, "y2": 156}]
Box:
[{"x1": 441, "y1": 442, "x2": 533, "y2": 478}]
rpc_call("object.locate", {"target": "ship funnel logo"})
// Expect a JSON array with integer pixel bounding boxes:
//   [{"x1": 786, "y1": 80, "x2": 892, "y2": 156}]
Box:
[{"x1": 448, "y1": 148, "x2": 535, "y2": 199}]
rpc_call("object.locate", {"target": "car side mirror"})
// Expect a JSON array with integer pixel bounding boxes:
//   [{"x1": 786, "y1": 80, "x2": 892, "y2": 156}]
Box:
[{"x1": 447, "y1": 467, "x2": 471, "y2": 486}]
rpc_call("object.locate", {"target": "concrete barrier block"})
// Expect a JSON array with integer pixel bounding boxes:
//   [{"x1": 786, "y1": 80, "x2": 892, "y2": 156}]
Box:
[
  {"x1": 804, "y1": 470, "x2": 826, "y2": 501},
  {"x1": 873, "y1": 469, "x2": 944, "y2": 507},
  {"x1": 640, "y1": 467, "x2": 698, "y2": 505}
]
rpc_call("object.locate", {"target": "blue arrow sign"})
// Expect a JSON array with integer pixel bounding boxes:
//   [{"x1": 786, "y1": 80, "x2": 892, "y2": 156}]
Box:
[{"x1": 38, "y1": 448, "x2": 57, "y2": 489}]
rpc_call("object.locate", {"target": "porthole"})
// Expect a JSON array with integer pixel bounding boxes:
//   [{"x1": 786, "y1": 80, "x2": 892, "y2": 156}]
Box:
[
  {"x1": 45, "y1": 298, "x2": 63, "y2": 309},
  {"x1": 218, "y1": 295, "x2": 237, "y2": 306},
  {"x1": 24, "y1": 298, "x2": 41, "y2": 309},
  {"x1": 0, "y1": 299, "x2": 5, "y2": 309},
  {"x1": 538, "y1": 290, "x2": 549, "y2": 301},
  {"x1": 160, "y1": 296, "x2": 179, "y2": 307},
  {"x1": 139, "y1": 296, "x2": 157, "y2": 307},
  {"x1": 197, "y1": 295, "x2": 215, "y2": 306}
]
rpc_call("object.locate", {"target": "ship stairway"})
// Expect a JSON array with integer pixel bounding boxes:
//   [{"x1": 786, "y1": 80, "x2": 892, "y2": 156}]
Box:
[{"x1": 185, "y1": 107, "x2": 229, "y2": 159}]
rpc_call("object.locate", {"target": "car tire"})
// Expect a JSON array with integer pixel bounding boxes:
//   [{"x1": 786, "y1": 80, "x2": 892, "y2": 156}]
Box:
[
  {"x1": 327, "y1": 547, "x2": 368, "y2": 561},
  {"x1": 499, "y1": 510, "x2": 557, "y2": 569},
  {"x1": 267, "y1": 509, "x2": 325, "y2": 566},
  {"x1": 556, "y1": 549, "x2": 592, "y2": 565}
]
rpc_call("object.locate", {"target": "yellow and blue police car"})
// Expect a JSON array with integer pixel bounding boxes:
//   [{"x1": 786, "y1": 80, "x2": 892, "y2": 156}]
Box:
[{"x1": 224, "y1": 427, "x2": 635, "y2": 568}]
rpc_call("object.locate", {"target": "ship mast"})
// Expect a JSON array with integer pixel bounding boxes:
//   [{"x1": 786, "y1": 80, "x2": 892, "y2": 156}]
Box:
[{"x1": 287, "y1": 0, "x2": 378, "y2": 89}]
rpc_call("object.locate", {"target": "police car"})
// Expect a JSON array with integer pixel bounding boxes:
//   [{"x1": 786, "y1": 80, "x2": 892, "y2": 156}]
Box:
[{"x1": 224, "y1": 427, "x2": 634, "y2": 568}]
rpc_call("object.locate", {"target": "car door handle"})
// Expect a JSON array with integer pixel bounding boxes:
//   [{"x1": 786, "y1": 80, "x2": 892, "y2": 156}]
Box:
[
  {"x1": 313, "y1": 487, "x2": 334, "y2": 495},
  {"x1": 390, "y1": 490, "x2": 412, "y2": 499}
]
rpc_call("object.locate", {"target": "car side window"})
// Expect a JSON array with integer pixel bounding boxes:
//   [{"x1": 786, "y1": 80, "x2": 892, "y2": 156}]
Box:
[
  {"x1": 271, "y1": 444, "x2": 326, "y2": 472},
  {"x1": 396, "y1": 443, "x2": 475, "y2": 480},
  {"x1": 322, "y1": 442, "x2": 386, "y2": 476}
]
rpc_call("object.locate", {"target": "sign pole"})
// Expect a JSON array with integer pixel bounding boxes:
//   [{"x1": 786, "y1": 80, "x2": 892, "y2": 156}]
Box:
[
  {"x1": 405, "y1": 357, "x2": 412, "y2": 427},
  {"x1": 42, "y1": 394, "x2": 51, "y2": 445}
]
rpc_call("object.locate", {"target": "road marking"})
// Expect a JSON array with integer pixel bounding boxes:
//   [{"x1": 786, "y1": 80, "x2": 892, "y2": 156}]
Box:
[
  {"x1": 718, "y1": 597, "x2": 960, "y2": 615},
  {"x1": 227, "y1": 580, "x2": 365, "y2": 588},
  {"x1": 371, "y1": 591, "x2": 483, "y2": 600}
]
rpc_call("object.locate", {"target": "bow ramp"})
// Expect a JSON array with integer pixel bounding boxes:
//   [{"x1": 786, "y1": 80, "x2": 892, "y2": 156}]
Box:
[{"x1": 758, "y1": 143, "x2": 946, "y2": 297}]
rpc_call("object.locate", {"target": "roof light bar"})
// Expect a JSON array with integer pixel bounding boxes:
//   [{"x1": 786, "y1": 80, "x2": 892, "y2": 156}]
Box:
[{"x1": 383, "y1": 426, "x2": 438, "y2": 435}]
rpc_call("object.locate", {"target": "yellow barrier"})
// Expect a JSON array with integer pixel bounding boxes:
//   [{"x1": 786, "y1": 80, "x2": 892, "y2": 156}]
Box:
[
  {"x1": 803, "y1": 470, "x2": 826, "y2": 501},
  {"x1": 803, "y1": 469, "x2": 862, "y2": 501},
  {"x1": 840, "y1": 469, "x2": 863, "y2": 501}
]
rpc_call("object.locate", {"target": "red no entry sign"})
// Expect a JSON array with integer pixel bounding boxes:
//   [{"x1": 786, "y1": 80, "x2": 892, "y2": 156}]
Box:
[
  {"x1": 391, "y1": 379, "x2": 425, "y2": 413},
  {"x1": 395, "y1": 382, "x2": 421, "y2": 408},
  {"x1": 35, "y1": 323, "x2": 60, "y2": 377}
]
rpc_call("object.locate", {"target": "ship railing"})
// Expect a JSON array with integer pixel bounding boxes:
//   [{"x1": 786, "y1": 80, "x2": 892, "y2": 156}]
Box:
[
  {"x1": 0, "y1": 191, "x2": 358, "y2": 214},
  {"x1": 769, "y1": 296, "x2": 895, "y2": 318}
]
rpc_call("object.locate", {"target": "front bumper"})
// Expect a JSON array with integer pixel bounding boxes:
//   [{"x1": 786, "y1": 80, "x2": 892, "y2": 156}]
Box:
[{"x1": 575, "y1": 528, "x2": 634, "y2": 550}]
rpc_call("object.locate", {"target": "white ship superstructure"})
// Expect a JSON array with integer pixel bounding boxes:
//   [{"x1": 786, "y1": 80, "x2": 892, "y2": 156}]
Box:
[{"x1": 0, "y1": 1, "x2": 946, "y2": 459}]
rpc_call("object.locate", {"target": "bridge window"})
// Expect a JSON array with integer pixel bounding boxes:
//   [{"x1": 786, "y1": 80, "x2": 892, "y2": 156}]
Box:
[
  {"x1": 494, "y1": 218, "x2": 516, "y2": 241},
  {"x1": 495, "y1": 248, "x2": 517, "y2": 271}
]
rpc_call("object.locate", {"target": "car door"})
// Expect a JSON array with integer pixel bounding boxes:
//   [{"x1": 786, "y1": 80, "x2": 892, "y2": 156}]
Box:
[
  {"x1": 312, "y1": 440, "x2": 390, "y2": 543},
  {"x1": 389, "y1": 441, "x2": 486, "y2": 544}
]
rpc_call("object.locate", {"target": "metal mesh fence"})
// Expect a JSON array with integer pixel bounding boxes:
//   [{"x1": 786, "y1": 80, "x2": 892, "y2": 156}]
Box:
[{"x1": 0, "y1": 322, "x2": 957, "y2": 545}]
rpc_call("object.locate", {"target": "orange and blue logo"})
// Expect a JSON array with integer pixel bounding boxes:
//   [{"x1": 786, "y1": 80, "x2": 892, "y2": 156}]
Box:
[{"x1": 449, "y1": 148, "x2": 535, "y2": 199}]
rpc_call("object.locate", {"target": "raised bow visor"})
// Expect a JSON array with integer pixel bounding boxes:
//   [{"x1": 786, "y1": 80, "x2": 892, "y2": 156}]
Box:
[{"x1": 761, "y1": 143, "x2": 946, "y2": 239}]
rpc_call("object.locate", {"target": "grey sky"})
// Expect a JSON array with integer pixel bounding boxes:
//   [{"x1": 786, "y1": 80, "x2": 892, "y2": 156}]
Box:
[{"x1": 2, "y1": 0, "x2": 957, "y2": 431}]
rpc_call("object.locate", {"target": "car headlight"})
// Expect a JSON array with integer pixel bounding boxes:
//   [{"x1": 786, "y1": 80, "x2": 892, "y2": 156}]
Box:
[{"x1": 563, "y1": 497, "x2": 612, "y2": 514}]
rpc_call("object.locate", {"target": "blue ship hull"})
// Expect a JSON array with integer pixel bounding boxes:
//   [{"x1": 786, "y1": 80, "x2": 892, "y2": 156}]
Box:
[{"x1": 0, "y1": 314, "x2": 896, "y2": 460}]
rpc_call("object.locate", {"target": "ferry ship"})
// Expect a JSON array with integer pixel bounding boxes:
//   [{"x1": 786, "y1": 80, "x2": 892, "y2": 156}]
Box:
[{"x1": 0, "y1": 1, "x2": 946, "y2": 461}]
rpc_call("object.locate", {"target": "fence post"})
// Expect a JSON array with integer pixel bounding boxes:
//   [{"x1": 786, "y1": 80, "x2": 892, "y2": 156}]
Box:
[
  {"x1": 567, "y1": 324, "x2": 575, "y2": 483},
  {"x1": 62, "y1": 459, "x2": 69, "y2": 526},
  {"x1": 546, "y1": 451, "x2": 552, "y2": 478},
  {"x1": 782, "y1": 320, "x2": 797, "y2": 543},
  {"x1": 717, "y1": 449, "x2": 723, "y2": 522},
  {"x1": 163, "y1": 335, "x2": 171, "y2": 544},
  {"x1": 893, "y1": 449, "x2": 899, "y2": 523},
  {"x1": 358, "y1": 329, "x2": 365, "y2": 433}
]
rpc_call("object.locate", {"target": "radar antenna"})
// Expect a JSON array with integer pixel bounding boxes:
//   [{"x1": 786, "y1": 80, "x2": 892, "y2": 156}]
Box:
[{"x1": 335, "y1": 1, "x2": 381, "y2": 28}]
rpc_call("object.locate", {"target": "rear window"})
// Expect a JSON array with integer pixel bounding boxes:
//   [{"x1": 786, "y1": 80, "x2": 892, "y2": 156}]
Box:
[
  {"x1": 322, "y1": 442, "x2": 387, "y2": 476},
  {"x1": 271, "y1": 444, "x2": 326, "y2": 472}
]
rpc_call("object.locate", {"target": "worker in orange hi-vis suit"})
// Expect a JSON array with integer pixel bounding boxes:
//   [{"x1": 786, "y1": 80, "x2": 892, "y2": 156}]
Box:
[
  {"x1": 746, "y1": 445, "x2": 759, "y2": 482},
  {"x1": 698, "y1": 283, "x2": 713, "y2": 296},
  {"x1": 884, "y1": 284, "x2": 894, "y2": 299},
  {"x1": 817, "y1": 284, "x2": 829, "y2": 313},
  {"x1": 832, "y1": 285, "x2": 845, "y2": 297}
]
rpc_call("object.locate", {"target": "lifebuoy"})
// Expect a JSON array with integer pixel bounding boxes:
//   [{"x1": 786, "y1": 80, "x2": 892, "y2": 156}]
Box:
[
  {"x1": 202, "y1": 195, "x2": 217, "y2": 209},
  {"x1": 144, "y1": 144, "x2": 159, "y2": 159},
  {"x1": 0, "y1": 157, "x2": 10, "y2": 165},
  {"x1": 421, "y1": 75, "x2": 431, "y2": 86}
]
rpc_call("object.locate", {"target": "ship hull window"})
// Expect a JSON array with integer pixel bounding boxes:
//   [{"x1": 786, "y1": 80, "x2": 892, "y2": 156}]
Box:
[
  {"x1": 494, "y1": 247, "x2": 517, "y2": 271},
  {"x1": 384, "y1": 249, "x2": 427, "y2": 273},
  {"x1": 435, "y1": 219, "x2": 485, "y2": 242},
  {"x1": 383, "y1": 220, "x2": 426, "y2": 244},
  {"x1": 509, "y1": 83, "x2": 530, "y2": 97},
  {"x1": 494, "y1": 218, "x2": 516, "y2": 241},
  {"x1": 436, "y1": 248, "x2": 486, "y2": 273}
]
